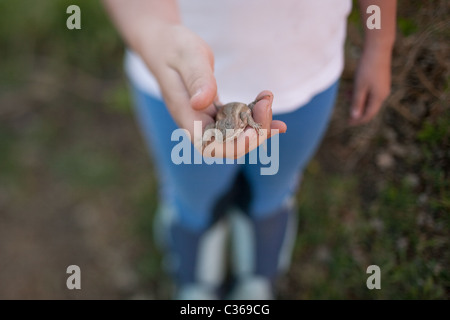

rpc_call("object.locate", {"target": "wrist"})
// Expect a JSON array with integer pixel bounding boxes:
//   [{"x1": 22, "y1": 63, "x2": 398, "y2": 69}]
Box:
[
  {"x1": 363, "y1": 34, "x2": 395, "y2": 51},
  {"x1": 362, "y1": 36, "x2": 395, "y2": 65},
  {"x1": 102, "y1": 0, "x2": 181, "y2": 54},
  {"x1": 133, "y1": 20, "x2": 180, "y2": 55}
]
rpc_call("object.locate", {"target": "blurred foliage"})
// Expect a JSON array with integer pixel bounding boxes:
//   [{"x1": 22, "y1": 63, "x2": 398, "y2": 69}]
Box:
[{"x1": 397, "y1": 17, "x2": 419, "y2": 37}]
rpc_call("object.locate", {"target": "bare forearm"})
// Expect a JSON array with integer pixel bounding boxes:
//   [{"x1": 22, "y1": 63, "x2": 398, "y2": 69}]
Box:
[
  {"x1": 101, "y1": 0, "x2": 181, "y2": 53},
  {"x1": 359, "y1": 0, "x2": 396, "y2": 51}
]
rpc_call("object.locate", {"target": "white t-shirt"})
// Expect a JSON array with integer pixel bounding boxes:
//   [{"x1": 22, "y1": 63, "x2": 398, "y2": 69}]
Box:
[{"x1": 125, "y1": 0, "x2": 352, "y2": 114}]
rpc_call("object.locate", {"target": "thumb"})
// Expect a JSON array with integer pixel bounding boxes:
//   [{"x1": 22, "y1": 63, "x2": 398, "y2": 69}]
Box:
[{"x1": 175, "y1": 47, "x2": 217, "y2": 110}]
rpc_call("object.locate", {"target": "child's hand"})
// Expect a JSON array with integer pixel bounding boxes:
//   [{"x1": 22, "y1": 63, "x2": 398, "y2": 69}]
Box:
[
  {"x1": 140, "y1": 24, "x2": 218, "y2": 137},
  {"x1": 102, "y1": 1, "x2": 286, "y2": 157},
  {"x1": 349, "y1": 45, "x2": 392, "y2": 126},
  {"x1": 351, "y1": 0, "x2": 396, "y2": 126},
  {"x1": 140, "y1": 24, "x2": 286, "y2": 158}
]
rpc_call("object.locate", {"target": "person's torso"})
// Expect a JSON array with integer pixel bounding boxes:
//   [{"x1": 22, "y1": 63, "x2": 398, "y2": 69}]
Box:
[{"x1": 126, "y1": 0, "x2": 352, "y2": 114}]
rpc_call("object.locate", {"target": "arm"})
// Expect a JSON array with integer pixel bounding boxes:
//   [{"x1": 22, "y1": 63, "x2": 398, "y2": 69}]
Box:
[
  {"x1": 102, "y1": 0, "x2": 285, "y2": 158},
  {"x1": 101, "y1": 0, "x2": 216, "y2": 124},
  {"x1": 350, "y1": 0, "x2": 397, "y2": 125}
]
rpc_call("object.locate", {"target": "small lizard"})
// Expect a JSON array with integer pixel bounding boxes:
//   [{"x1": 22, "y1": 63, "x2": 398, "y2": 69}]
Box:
[{"x1": 202, "y1": 95, "x2": 268, "y2": 147}]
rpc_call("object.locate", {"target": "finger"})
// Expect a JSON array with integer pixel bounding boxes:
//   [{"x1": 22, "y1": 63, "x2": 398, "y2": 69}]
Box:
[
  {"x1": 355, "y1": 94, "x2": 384, "y2": 125},
  {"x1": 173, "y1": 47, "x2": 217, "y2": 111},
  {"x1": 201, "y1": 121, "x2": 287, "y2": 159},
  {"x1": 238, "y1": 120, "x2": 286, "y2": 155},
  {"x1": 253, "y1": 90, "x2": 286, "y2": 136},
  {"x1": 235, "y1": 91, "x2": 289, "y2": 156},
  {"x1": 268, "y1": 120, "x2": 287, "y2": 137},
  {"x1": 159, "y1": 68, "x2": 216, "y2": 149},
  {"x1": 251, "y1": 92, "x2": 273, "y2": 131},
  {"x1": 234, "y1": 92, "x2": 274, "y2": 157},
  {"x1": 159, "y1": 68, "x2": 192, "y2": 120},
  {"x1": 350, "y1": 82, "x2": 368, "y2": 123},
  {"x1": 254, "y1": 90, "x2": 274, "y2": 103}
]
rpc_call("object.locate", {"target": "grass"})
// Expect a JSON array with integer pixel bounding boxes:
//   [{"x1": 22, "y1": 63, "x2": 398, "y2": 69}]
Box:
[{"x1": 285, "y1": 158, "x2": 448, "y2": 299}]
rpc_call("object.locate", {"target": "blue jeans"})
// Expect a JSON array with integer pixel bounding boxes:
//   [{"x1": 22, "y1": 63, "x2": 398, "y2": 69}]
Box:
[{"x1": 130, "y1": 80, "x2": 339, "y2": 291}]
